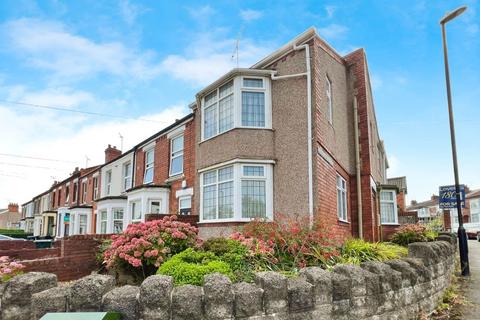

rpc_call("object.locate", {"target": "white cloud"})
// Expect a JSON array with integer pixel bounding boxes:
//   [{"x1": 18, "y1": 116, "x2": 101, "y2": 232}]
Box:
[
  {"x1": 318, "y1": 24, "x2": 348, "y2": 40},
  {"x1": 325, "y1": 5, "x2": 336, "y2": 19},
  {"x1": 119, "y1": 0, "x2": 148, "y2": 25},
  {"x1": 0, "y1": 86, "x2": 188, "y2": 205},
  {"x1": 240, "y1": 9, "x2": 263, "y2": 22},
  {"x1": 160, "y1": 33, "x2": 272, "y2": 87},
  {"x1": 187, "y1": 5, "x2": 215, "y2": 21},
  {"x1": 2, "y1": 18, "x2": 162, "y2": 81}
]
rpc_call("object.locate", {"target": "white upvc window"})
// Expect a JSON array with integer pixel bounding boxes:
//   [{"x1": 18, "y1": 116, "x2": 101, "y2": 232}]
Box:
[
  {"x1": 65, "y1": 185, "x2": 70, "y2": 204},
  {"x1": 380, "y1": 190, "x2": 398, "y2": 224},
  {"x1": 123, "y1": 162, "x2": 132, "y2": 191},
  {"x1": 149, "y1": 200, "x2": 161, "y2": 214},
  {"x1": 81, "y1": 180, "x2": 87, "y2": 203},
  {"x1": 99, "y1": 210, "x2": 107, "y2": 234},
  {"x1": 336, "y1": 174, "x2": 348, "y2": 222},
  {"x1": 79, "y1": 214, "x2": 88, "y2": 234},
  {"x1": 113, "y1": 208, "x2": 124, "y2": 233},
  {"x1": 200, "y1": 161, "x2": 273, "y2": 222},
  {"x1": 179, "y1": 196, "x2": 192, "y2": 215},
  {"x1": 201, "y1": 76, "x2": 271, "y2": 141},
  {"x1": 131, "y1": 201, "x2": 142, "y2": 222},
  {"x1": 73, "y1": 182, "x2": 78, "y2": 202},
  {"x1": 93, "y1": 177, "x2": 99, "y2": 200},
  {"x1": 105, "y1": 170, "x2": 112, "y2": 195},
  {"x1": 144, "y1": 149, "x2": 154, "y2": 184},
  {"x1": 326, "y1": 76, "x2": 333, "y2": 124},
  {"x1": 169, "y1": 135, "x2": 184, "y2": 176}
]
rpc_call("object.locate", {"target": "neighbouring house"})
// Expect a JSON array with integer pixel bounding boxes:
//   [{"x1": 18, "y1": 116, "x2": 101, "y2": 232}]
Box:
[
  {"x1": 20, "y1": 200, "x2": 34, "y2": 233},
  {"x1": 449, "y1": 188, "x2": 480, "y2": 235},
  {"x1": 0, "y1": 203, "x2": 21, "y2": 229},
  {"x1": 20, "y1": 27, "x2": 400, "y2": 242},
  {"x1": 191, "y1": 27, "x2": 395, "y2": 241},
  {"x1": 407, "y1": 195, "x2": 443, "y2": 225}
]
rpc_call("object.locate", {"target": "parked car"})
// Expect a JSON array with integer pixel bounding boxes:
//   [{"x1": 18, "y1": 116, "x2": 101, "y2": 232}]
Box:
[
  {"x1": 477, "y1": 231, "x2": 480, "y2": 242},
  {"x1": 0, "y1": 234, "x2": 26, "y2": 240}
]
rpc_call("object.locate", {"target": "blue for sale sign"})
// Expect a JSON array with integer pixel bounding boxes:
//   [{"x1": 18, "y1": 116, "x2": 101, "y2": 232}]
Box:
[{"x1": 439, "y1": 185, "x2": 466, "y2": 209}]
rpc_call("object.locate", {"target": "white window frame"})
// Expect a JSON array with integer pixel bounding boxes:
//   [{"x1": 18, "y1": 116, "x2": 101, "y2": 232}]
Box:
[
  {"x1": 105, "y1": 170, "x2": 112, "y2": 195},
  {"x1": 81, "y1": 180, "x2": 87, "y2": 204},
  {"x1": 336, "y1": 174, "x2": 348, "y2": 222},
  {"x1": 99, "y1": 210, "x2": 108, "y2": 234},
  {"x1": 123, "y1": 162, "x2": 132, "y2": 191},
  {"x1": 201, "y1": 76, "x2": 272, "y2": 142},
  {"x1": 131, "y1": 201, "x2": 142, "y2": 222},
  {"x1": 178, "y1": 196, "x2": 192, "y2": 215},
  {"x1": 112, "y1": 208, "x2": 124, "y2": 233},
  {"x1": 93, "y1": 176, "x2": 99, "y2": 200},
  {"x1": 200, "y1": 161, "x2": 273, "y2": 223},
  {"x1": 149, "y1": 200, "x2": 162, "y2": 214},
  {"x1": 380, "y1": 189, "x2": 398, "y2": 225},
  {"x1": 143, "y1": 148, "x2": 154, "y2": 184},
  {"x1": 326, "y1": 76, "x2": 333, "y2": 124},
  {"x1": 72, "y1": 182, "x2": 78, "y2": 202},
  {"x1": 169, "y1": 135, "x2": 184, "y2": 177},
  {"x1": 78, "y1": 214, "x2": 88, "y2": 234}
]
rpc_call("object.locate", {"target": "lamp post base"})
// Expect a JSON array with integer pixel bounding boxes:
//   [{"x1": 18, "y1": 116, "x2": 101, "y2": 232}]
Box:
[{"x1": 458, "y1": 226, "x2": 470, "y2": 276}]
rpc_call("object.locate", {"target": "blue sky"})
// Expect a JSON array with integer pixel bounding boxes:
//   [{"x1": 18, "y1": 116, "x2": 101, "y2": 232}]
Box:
[{"x1": 0, "y1": 0, "x2": 478, "y2": 206}]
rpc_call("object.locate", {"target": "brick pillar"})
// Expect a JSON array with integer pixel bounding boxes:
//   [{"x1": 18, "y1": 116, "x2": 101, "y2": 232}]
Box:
[{"x1": 443, "y1": 210, "x2": 451, "y2": 231}]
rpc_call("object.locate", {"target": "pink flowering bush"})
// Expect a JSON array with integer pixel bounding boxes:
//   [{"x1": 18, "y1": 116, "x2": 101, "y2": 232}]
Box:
[
  {"x1": 103, "y1": 216, "x2": 199, "y2": 280},
  {"x1": 0, "y1": 256, "x2": 25, "y2": 282}
]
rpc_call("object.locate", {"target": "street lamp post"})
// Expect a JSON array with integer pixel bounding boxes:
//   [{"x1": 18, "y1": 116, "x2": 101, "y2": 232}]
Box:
[{"x1": 440, "y1": 5, "x2": 470, "y2": 277}]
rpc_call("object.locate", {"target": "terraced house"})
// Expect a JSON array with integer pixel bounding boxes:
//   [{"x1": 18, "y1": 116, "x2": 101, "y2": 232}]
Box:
[{"x1": 21, "y1": 28, "x2": 398, "y2": 242}]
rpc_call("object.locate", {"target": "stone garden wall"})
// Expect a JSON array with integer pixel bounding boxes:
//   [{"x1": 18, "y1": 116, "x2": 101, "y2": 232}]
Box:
[{"x1": 1, "y1": 235, "x2": 457, "y2": 320}]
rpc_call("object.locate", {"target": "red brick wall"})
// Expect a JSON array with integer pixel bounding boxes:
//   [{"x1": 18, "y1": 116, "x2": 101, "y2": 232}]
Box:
[
  {"x1": 397, "y1": 191, "x2": 406, "y2": 213},
  {"x1": 145, "y1": 213, "x2": 198, "y2": 226},
  {"x1": 0, "y1": 240, "x2": 36, "y2": 250}
]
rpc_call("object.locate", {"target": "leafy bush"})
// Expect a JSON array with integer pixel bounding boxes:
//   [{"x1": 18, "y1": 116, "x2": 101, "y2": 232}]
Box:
[
  {"x1": 390, "y1": 224, "x2": 436, "y2": 246},
  {"x1": 157, "y1": 248, "x2": 233, "y2": 285},
  {"x1": 0, "y1": 229, "x2": 32, "y2": 239},
  {"x1": 103, "y1": 216, "x2": 199, "y2": 280},
  {"x1": 339, "y1": 239, "x2": 407, "y2": 265},
  {"x1": 0, "y1": 256, "x2": 25, "y2": 282},
  {"x1": 234, "y1": 214, "x2": 340, "y2": 271}
]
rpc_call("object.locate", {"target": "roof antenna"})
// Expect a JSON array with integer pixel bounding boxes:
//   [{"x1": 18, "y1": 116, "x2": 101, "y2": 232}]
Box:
[
  {"x1": 85, "y1": 155, "x2": 90, "y2": 168},
  {"x1": 119, "y1": 132, "x2": 124, "y2": 152},
  {"x1": 231, "y1": 26, "x2": 244, "y2": 68}
]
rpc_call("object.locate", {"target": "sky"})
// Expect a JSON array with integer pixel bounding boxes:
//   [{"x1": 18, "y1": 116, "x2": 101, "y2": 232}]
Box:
[{"x1": 0, "y1": 0, "x2": 478, "y2": 207}]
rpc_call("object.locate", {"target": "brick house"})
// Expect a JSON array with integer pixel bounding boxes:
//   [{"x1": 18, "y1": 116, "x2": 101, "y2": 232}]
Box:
[
  {"x1": 191, "y1": 28, "x2": 395, "y2": 241},
  {"x1": 0, "y1": 203, "x2": 21, "y2": 229}
]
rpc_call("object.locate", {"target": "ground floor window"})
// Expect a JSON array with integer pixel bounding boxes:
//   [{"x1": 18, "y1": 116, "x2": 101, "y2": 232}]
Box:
[
  {"x1": 79, "y1": 214, "x2": 88, "y2": 234},
  {"x1": 200, "y1": 162, "x2": 272, "y2": 222},
  {"x1": 380, "y1": 190, "x2": 398, "y2": 224},
  {"x1": 179, "y1": 196, "x2": 192, "y2": 215},
  {"x1": 131, "y1": 201, "x2": 142, "y2": 222},
  {"x1": 113, "y1": 208, "x2": 124, "y2": 233},
  {"x1": 336, "y1": 174, "x2": 348, "y2": 222},
  {"x1": 149, "y1": 200, "x2": 161, "y2": 214},
  {"x1": 99, "y1": 210, "x2": 107, "y2": 234}
]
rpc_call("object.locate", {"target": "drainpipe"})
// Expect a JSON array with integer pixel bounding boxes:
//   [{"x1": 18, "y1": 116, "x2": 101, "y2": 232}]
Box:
[
  {"x1": 271, "y1": 43, "x2": 313, "y2": 228},
  {"x1": 354, "y1": 95, "x2": 363, "y2": 239}
]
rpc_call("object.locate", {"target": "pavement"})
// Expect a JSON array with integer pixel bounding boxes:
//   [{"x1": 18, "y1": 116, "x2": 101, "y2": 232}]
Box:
[{"x1": 460, "y1": 239, "x2": 480, "y2": 319}]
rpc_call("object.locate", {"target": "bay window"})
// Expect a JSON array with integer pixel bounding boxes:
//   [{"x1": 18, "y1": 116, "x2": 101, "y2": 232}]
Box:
[
  {"x1": 169, "y1": 135, "x2": 184, "y2": 176},
  {"x1": 201, "y1": 161, "x2": 273, "y2": 222},
  {"x1": 99, "y1": 210, "x2": 107, "y2": 234},
  {"x1": 144, "y1": 149, "x2": 154, "y2": 184},
  {"x1": 79, "y1": 214, "x2": 87, "y2": 234},
  {"x1": 113, "y1": 208, "x2": 124, "y2": 233},
  {"x1": 149, "y1": 200, "x2": 161, "y2": 214},
  {"x1": 131, "y1": 201, "x2": 142, "y2": 222},
  {"x1": 202, "y1": 76, "x2": 271, "y2": 141},
  {"x1": 336, "y1": 174, "x2": 348, "y2": 221},
  {"x1": 380, "y1": 190, "x2": 398, "y2": 224}
]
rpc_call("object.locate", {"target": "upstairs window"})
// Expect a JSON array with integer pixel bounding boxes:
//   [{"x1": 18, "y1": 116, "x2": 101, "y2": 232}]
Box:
[
  {"x1": 170, "y1": 135, "x2": 184, "y2": 176},
  {"x1": 144, "y1": 149, "x2": 154, "y2": 184},
  {"x1": 380, "y1": 190, "x2": 398, "y2": 224},
  {"x1": 202, "y1": 76, "x2": 270, "y2": 141},
  {"x1": 336, "y1": 174, "x2": 347, "y2": 222},
  {"x1": 57, "y1": 188, "x2": 61, "y2": 206},
  {"x1": 73, "y1": 182, "x2": 78, "y2": 202},
  {"x1": 65, "y1": 185, "x2": 70, "y2": 204},
  {"x1": 106, "y1": 170, "x2": 112, "y2": 195},
  {"x1": 123, "y1": 162, "x2": 132, "y2": 191},
  {"x1": 93, "y1": 177, "x2": 99, "y2": 200},
  {"x1": 81, "y1": 180, "x2": 87, "y2": 203},
  {"x1": 326, "y1": 76, "x2": 333, "y2": 124}
]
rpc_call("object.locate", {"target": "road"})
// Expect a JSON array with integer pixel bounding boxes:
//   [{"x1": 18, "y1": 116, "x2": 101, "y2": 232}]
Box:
[{"x1": 461, "y1": 239, "x2": 480, "y2": 319}]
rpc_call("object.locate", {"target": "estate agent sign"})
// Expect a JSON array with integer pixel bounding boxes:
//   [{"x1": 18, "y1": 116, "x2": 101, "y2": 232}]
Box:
[{"x1": 439, "y1": 185, "x2": 466, "y2": 209}]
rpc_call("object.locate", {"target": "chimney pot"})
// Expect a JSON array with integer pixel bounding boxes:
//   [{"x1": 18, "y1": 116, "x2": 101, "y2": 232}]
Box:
[
  {"x1": 105, "y1": 144, "x2": 122, "y2": 163},
  {"x1": 7, "y1": 203, "x2": 18, "y2": 213}
]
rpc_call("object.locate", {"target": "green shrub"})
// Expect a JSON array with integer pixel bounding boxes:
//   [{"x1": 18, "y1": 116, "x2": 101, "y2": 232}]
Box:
[
  {"x1": 0, "y1": 229, "x2": 32, "y2": 239},
  {"x1": 339, "y1": 239, "x2": 407, "y2": 265},
  {"x1": 390, "y1": 224, "x2": 436, "y2": 246},
  {"x1": 157, "y1": 248, "x2": 233, "y2": 285}
]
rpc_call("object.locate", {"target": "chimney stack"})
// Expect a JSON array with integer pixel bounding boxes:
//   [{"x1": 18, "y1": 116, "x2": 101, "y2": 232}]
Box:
[
  {"x1": 431, "y1": 194, "x2": 439, "y2": 201},
  {"x1": 7, "y1": 203, "x2": 18, "y2": 213},
  {"x1": 411, "y1": 200, "x2": 418, "y2": 205},
  {"x1": 105, "y1": 144, "x2": 122, "y2": 163}
]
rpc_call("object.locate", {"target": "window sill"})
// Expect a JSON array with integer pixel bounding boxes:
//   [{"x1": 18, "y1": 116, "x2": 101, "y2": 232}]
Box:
[
  {"x1": 338, "y1": 219, "x2": 349, "y2": 224},
  {"x1": 166, "y1": 173, "x2": 184, "y2": 183},
  {"x1": 381, "y1": 223, "x2": 400, "y2": 226},
  {"x1": 199, "y1": 217, "x2": 273, "y2": 224}
]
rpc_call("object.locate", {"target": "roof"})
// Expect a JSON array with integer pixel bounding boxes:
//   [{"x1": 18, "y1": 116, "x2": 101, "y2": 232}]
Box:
[
  {"x1": 467, "y1": 189, "x2": 480, "y2": 199},
  {"x1": 387, "y1": 176, "x2": 407, "y2": 193},
  {"x1": 407, "y1": 198, "x2": 439, "y2": 211}
]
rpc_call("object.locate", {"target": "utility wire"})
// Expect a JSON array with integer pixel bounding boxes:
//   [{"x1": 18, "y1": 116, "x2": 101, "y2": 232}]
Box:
[
  {"x1": 0, "y1": 100, "x2": 172, "y2": 124},
  {"x1": 0, "y1": 153, "x2": 76, "y2": 163},
  {"x1": 0, "y1": 162, "x2": 63, "y2": 170}
]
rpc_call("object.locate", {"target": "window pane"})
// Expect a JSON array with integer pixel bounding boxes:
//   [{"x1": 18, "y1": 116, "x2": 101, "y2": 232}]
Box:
[
  {"x1": 172, "y1": 135, "x2": 184, "y2": 153},
  {"x1": 203, "y1": 185, "x2": 217, "y2": 220},
  {"x1": 113, "y1": 209, "x2": 123, "y2": 220},
  {"x1": 219, "y1": 94, "x2": 234, "y2": 133},
  {"x1": 146, "y1": 150, "x2": 154, "y2": 164},
  {"x1": 144, "y1": 167, "x2": 153, "y2": 183},
  {"x1": 179, "y1": 197, "x2": 192, "y2": 209},
  {"x1": 150, "y1": 201, "x2": 161, "y2": 214},
  {"x1": 380, "y1": 191, "x2": 394, "y2": 201},
  {"x1": 204, "y1": 105, "x2": 217, "y2": 139},
  {"x1": 205, "y1": 91, "x2": 217, "y2": 106},
  {"x1": 243, "y1": 166, "x2": 264, "y2": 177},
  {"x1": 337, "y1": 189, "x2": 342, "y2": 219},
  {"x1": 171, "y1": 155, "x2": 183, "y2": 175},
  {"x1": 243, "y1": 78, "x2": 263, "y2": 88},
  {"x1": 100, "y1": 211, "x2": 107, "y2": 220},
  {"x1": 218, "y1": 181, "x2": 234, "y2": 219},
  {"x1": 219, "y1": 80, "x2": 233, "y2": 98},
  {"x1": 101, "y1": 221, "x2": 107, "y2": 234},
  {"x1": 241, "y1": 92, "x2": 265, "y2": 127},
  {"x1": 381, "y1": 203, "x2": 395, "y2": 224},
  {"x1": 218, "y1": 166, "x2": 233, "y2": 182},
  {"x1": 113, "y1": 221, "x2": 123, "y2": 234},
  {"x1": 203, "y1": 170, "x2": 217, "y2": 185},
  {"x1": 341, "y1": 191, "x2": 347, "y2": 220},
  {"x1": 242, "y1": 180, "x2": 266, "y2": 218},
  {"x1": 132, "y1": 202, "x2": 141, "y2": 220}
]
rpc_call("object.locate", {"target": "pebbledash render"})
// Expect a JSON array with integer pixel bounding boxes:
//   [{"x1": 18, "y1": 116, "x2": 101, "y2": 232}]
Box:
[{"x1": 21, "y1": 28, "x2": 401, "y2": 241}]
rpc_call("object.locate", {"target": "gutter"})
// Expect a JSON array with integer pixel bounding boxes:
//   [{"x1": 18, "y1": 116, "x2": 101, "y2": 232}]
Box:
[
  {"x1": 270, "y1": 43, "x2": 313, "y2": 228},
  {"x1": 353, "y1": 96, "x2": 363, "y2": 238}
]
